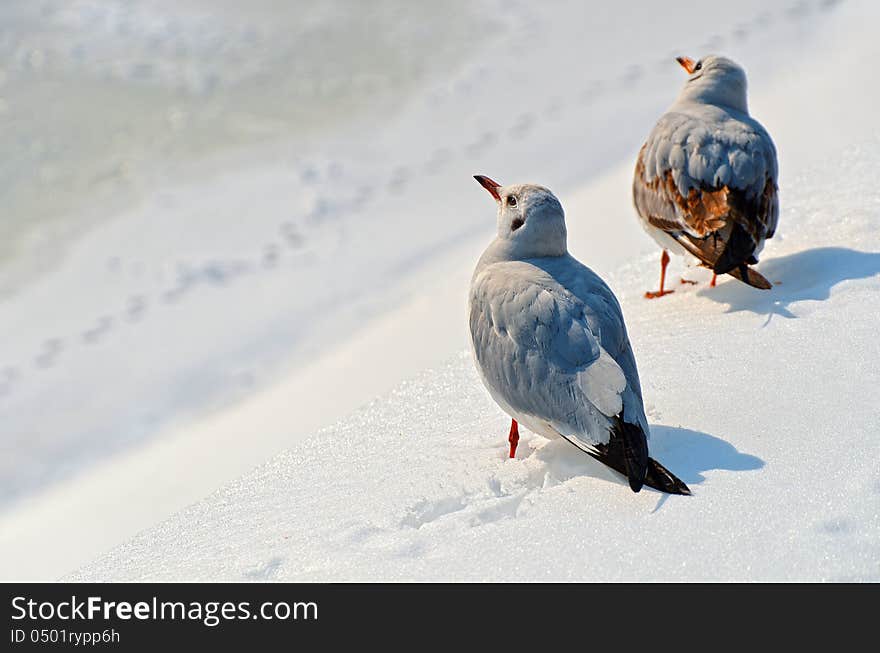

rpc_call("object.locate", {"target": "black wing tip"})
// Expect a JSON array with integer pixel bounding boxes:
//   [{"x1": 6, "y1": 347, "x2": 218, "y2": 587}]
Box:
[
  {"x1": 615, "y1": 417, "x2": 648, "y2": 490},
  {"x1": 664, "y1": 480, "x2": 692, "y2": 496},
  {"x1": 582, "y1": 416, "x2": 691, "y2": 496},
  {"x1": 745, "y1": 270, "x2": 773, "y2": 290},
  {"x1": 644, "y1": 457, "x2": 692, "y2": 496},
  {"x1": 727, "y1": 263, "x2": 773, "y2": 290},
  {"x1": 586, "y1": 416, "x2": 650, "y2": 493},
  {"x1": 713, "y1": 221, "x2": 764, "y2": 278}
]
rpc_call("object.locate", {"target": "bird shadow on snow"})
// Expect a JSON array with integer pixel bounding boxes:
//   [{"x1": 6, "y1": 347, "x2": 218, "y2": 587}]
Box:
[
  {"x1": 646, "y1": 425, "x2": 763, "y2": 511},
  {"x1": 532, "y1": 425, "x2": 763, "y2": 512},
  {"x1": 698, "y1": 247, "x2": 880, "y2": 322},
  {"x1": 648, "y1": 425, "x2": 764, "y2": 485}
]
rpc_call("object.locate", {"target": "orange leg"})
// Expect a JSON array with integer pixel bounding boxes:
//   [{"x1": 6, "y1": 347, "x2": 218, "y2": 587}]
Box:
[
  {"x1": 645, "y1": 250, "x2": 674, "y2": 299},
  {"x1": 508, "y1": 419, "x2": 519, "y2": 459},
  {"x1": 710, "y1": 274, "x2": 717, "y2": 287}
]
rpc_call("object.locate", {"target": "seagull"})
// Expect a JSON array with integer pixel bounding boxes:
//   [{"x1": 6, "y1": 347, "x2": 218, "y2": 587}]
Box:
[
  {"x1": 633, "y1": 55, "x2": 779, "y2": 298},
  {"x1": 469, "y1": 175, "x2": 690, "y2": 495}
]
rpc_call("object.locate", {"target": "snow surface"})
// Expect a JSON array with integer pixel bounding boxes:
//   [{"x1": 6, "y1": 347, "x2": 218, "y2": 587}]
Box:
[
  {"x1": 69, "y1": 0, "x2": 880, "y2": 582},
  {"x1": 70, "y1": 149, "x2": 880, "y2": 581}
]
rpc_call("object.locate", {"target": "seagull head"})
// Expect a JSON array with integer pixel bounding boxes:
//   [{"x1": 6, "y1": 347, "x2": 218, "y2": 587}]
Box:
[
  {"x1": 474, "y1": 175, "x2": 567, "y2": 258},
  {"x1": 675, "y1": 54, "x2": 748, "y2": 113}
]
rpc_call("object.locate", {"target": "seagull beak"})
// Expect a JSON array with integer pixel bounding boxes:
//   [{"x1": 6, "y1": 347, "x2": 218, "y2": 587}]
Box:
[
  {"x1": 473, "y1": 175, "x2": 502, "y2": 202},
  {"x1": 676, "y1": 56, "x2": 696, "y2": 74}
]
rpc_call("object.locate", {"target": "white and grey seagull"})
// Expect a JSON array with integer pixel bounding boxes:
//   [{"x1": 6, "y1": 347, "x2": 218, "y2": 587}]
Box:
[
  {"x1": 633, "y1": 55, "x2": 779, "y2": 297},
  {"x1": 469, "y1": 175, "x2": 690, "y2": 495}
]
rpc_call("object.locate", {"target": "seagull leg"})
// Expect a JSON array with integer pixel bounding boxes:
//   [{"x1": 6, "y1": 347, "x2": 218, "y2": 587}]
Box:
[
  {"x1": 644, "y1": 250, "x2": 674, "y2": 299},
  {"x1": 710, "y1": 274, "x2": 717, "y2": 287},
  {"x1": 508, "y1": 419, "x2": 519, "y2": 459}
]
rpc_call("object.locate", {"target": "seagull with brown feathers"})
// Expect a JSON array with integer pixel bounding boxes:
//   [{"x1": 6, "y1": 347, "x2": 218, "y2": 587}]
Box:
[{"x1": 633, "y1": 55, "x2": 779, "y2": 297}]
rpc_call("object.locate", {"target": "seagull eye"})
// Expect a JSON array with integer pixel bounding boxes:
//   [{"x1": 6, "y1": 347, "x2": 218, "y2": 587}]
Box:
[
  {"x1": 506, "y1": 195, "x2": 517, "y2": 207},
  {"x1": 694, "y1": 60, "x2": 703, "y2": 71}
]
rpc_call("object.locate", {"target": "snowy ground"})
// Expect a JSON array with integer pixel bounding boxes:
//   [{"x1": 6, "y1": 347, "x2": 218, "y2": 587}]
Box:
[
  {"x1": 70, "y1": 1, "x2": 880, "y2": 581},
  {"x1": 70, "y1": 141, "x2": 880, "y2": 581},
  {"x1": 3, "y1": 0, "x2": 878, "y2": 581}
]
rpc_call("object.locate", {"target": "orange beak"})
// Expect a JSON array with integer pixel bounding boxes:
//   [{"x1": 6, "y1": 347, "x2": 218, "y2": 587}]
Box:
[
  {"x1": 676, "y1": 56, "x2": 696, "y2": 74},
  {"x1": 474, "y1": 175, "x2": 502, "y2": 202}
]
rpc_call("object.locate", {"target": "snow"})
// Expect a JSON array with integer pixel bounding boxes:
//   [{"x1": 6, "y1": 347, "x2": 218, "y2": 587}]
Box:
[
  {"x1": 68, "y1": 0, "x2": 880, "y2": 582},
  {"x1": 2, "y1": 0, "x2": 878, "y2": 581},
  {"x1": 70, "y1": 136, "x2": 880, "y2": 580}
]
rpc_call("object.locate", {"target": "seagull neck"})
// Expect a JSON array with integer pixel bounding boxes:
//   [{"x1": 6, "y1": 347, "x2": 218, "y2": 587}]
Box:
[
  {"x1": 676, "y1": 86, "x2": 748, "y2": 115},
  {"x1": 476, "y1": 239, "x2": 568, "y2": 271}
]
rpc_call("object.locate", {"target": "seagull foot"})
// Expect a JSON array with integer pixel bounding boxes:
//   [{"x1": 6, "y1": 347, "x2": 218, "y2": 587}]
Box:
[
  {"x1": 644, "y1": 289, "x2": 674, "y2": 299},
  {"x1": 645, "y1": 250, "x2": 674, "y2": 299}
]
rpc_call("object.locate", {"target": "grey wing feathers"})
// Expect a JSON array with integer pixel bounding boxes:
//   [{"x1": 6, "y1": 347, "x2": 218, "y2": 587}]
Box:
[
  {"x1": 640, "y1": 110, "x2": 777, "y2": 202},
  {"x1": 470, "y1": 262, "x2": 648, "y2": 448}
]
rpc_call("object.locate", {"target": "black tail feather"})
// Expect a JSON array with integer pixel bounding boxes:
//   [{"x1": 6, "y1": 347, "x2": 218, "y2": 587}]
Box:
[
  {"x1": 643, "y1": 457, "x2": 691, "y2": 495},
  {"x1": 585, "y1": 417, "x2": 690, "y2": 495},
  {"x1": 726, "y1": 263, "x2": 773, "y2": 290},
  {"x1": 713, "y1": 222, "x2": 755, "y2": 275},
  {"x1": 671, "y1": 228, "x2": 770, "y2": 290},
  {"x1": 618, "y1": 421, "x2": 647, "y2": 492}
]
